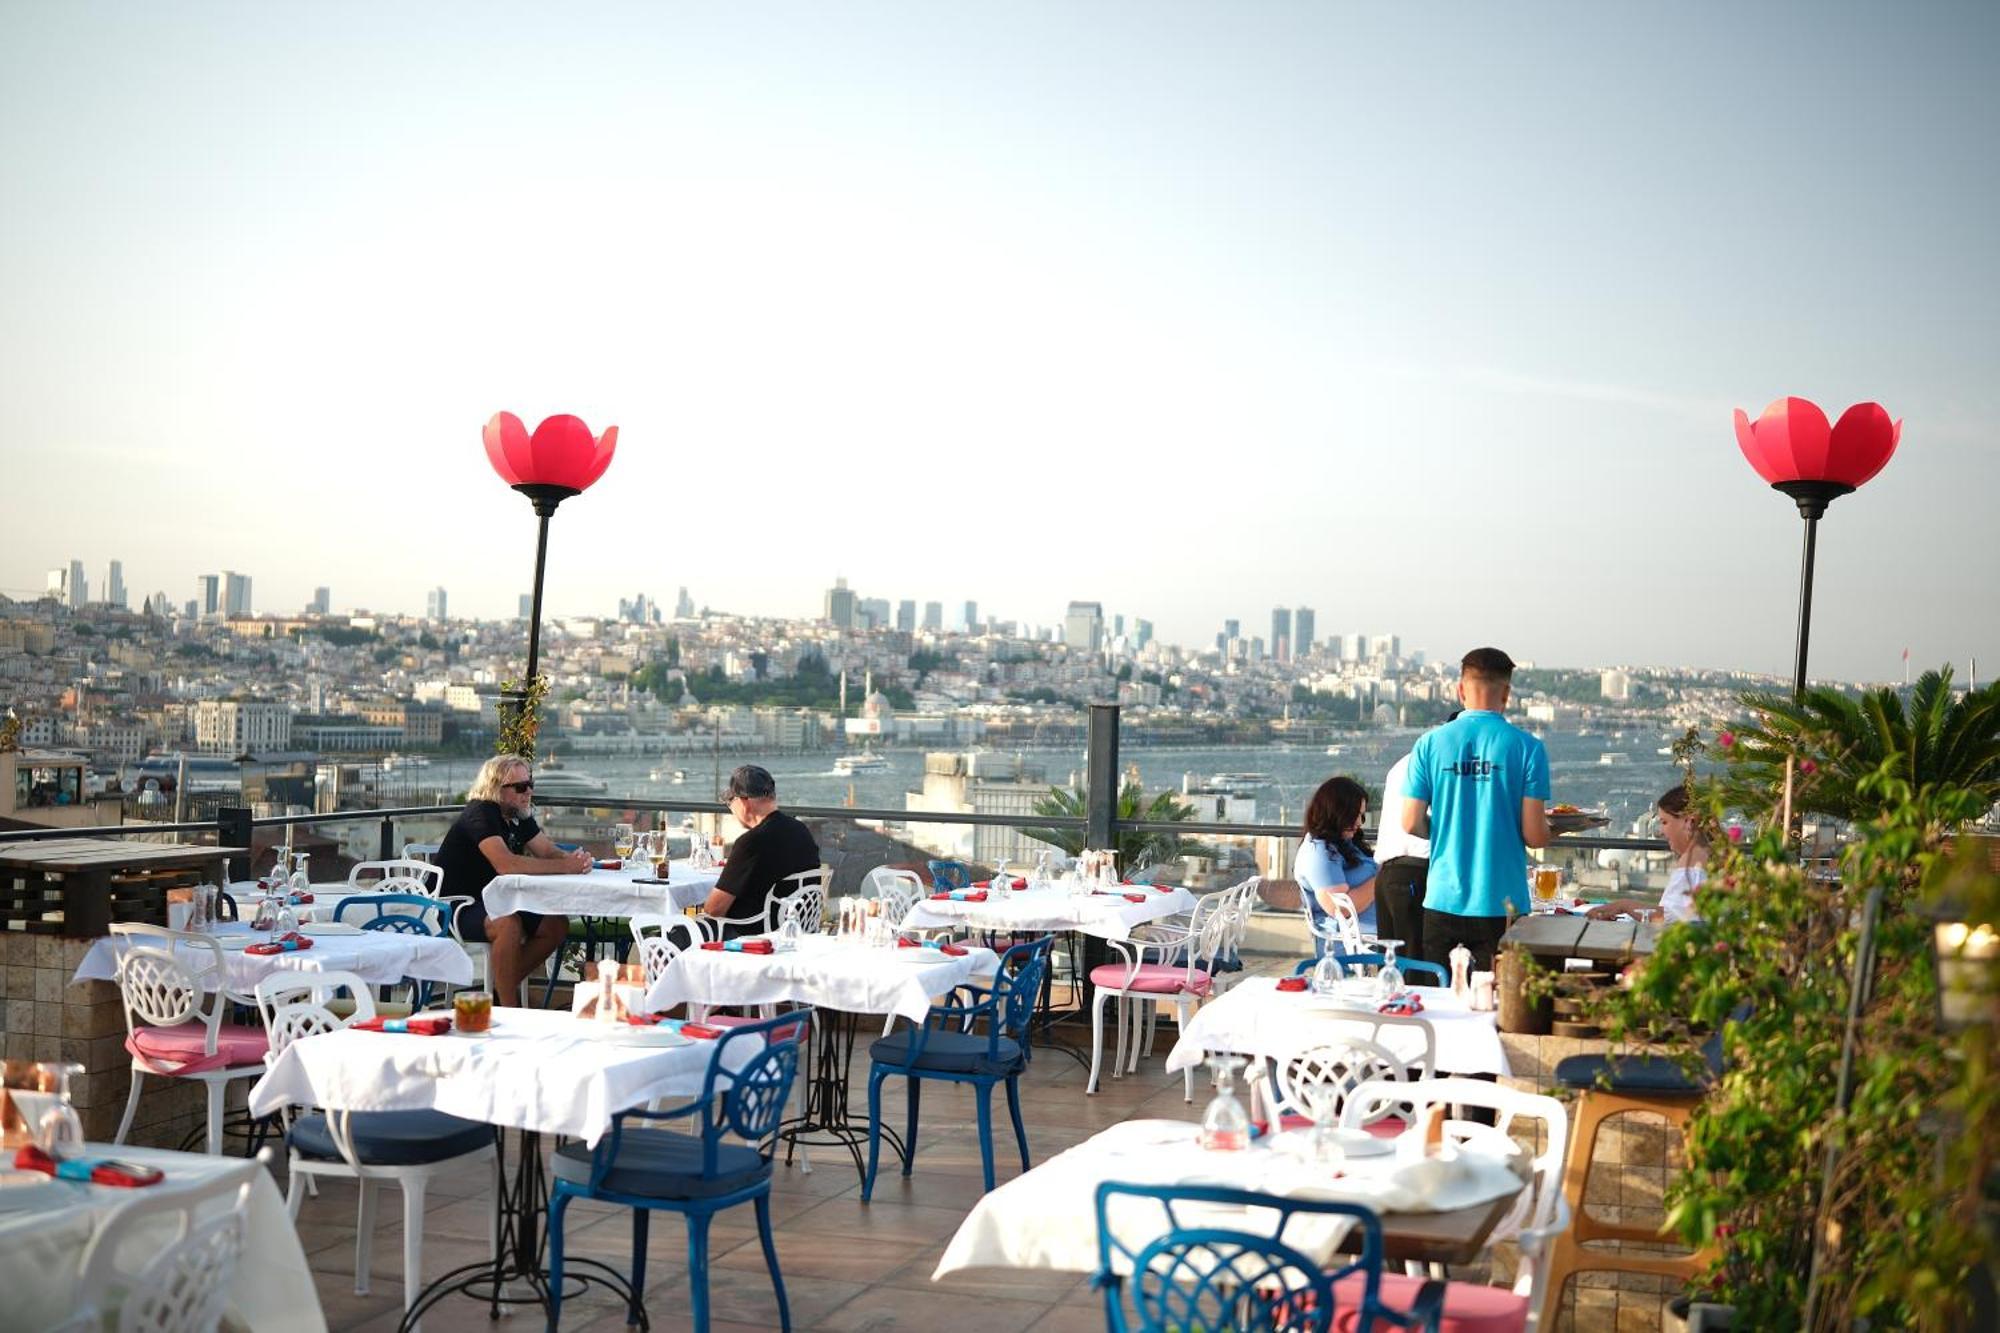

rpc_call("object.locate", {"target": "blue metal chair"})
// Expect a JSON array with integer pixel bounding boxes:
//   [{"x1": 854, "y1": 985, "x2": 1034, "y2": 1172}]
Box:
[
  {"x1": 1092, "y1": 1181, "x2": 1443, "y2": 1332},
  {"x1": 927, "y1": 858, "x2": 972, "y2": 890},
  {"x1": 863, "y1": 936, "x2": 1052, "y2": 1200},
  {"x1": 546, "y1": 1010, "x2": 809, "y2": 1333},
  {"x1": 1292, "y1": 952, "x2": 1450, "y2": 986},
  {"x1": 335, "y1": 893, "x2": 453, "y2": 1007}
]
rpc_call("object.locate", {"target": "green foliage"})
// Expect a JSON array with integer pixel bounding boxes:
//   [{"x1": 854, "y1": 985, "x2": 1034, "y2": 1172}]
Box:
[
  {"x1": 371, "y1": 645, "x2": 401, "y2": 665},
  {"x1": 1583, "y1": 762, "x2": 1999, "y2": 1329},
  {"x1": 1722, "y1": 667, "x2": 2000, "y2": 825},
  {"x1": 1025, "y1": 781, "x2": 1205, "y2": 872},
  {"x1": 310, "y1": 624, "x2": 378, "y2": 648},
  {"x1": 495, "y1": 674, "x2": 549, "y2": 761}
]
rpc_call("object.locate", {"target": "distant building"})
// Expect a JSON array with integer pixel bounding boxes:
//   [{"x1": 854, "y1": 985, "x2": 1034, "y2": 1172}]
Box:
[
  {"x1": 222, "y1": 571, "x2": 252, "y2": 617},
  {"x1": 105, "y1": 560, "x2": 126, "y2": 609},
  {"x1": 1294, "y1": 607, "x2": 1315, "y2": 657},
  {"x1": 962, "y1": 600, "x2": 978, "y2": 634},
  {"x1": 675, "y1": 586, "x2": 695, "y2": 619},
  {"x1": 193, "y1": 698, "x2": 290, "y2": 754},
  {"x1": 824, "y1": 578, "x2": 857, "y2": 629},
  {"x1": 1271, "y1": 607, "x2": 1292, "y2": 663},
  {"x1": 1135, "y1": 619, "x2": 1154, "y2": 650},
  {"x1": 308, "y1": 586, "x2": 330, "y2": 615},
  {"x1": 1063, "y1": 601, "x2": 1104, "y2": 652},
  {"x1": 1223, "y1": 618, "x2": 1240, "y2": 641},
  {"x1": 518, "y1": 594, "x2": 534, "y2": 618},
  {"x1": 67, "y1": 559, "x2": 87, "y2": 609},
  {"x1": 200, "y1": 575, "x2": 220, "y2": 617},
  {"x1": 425, "y1": 586, "x2": 448, "y2": 620},
  {"x1": 1600, "y1": 669, "x2": 1632, "y2": 702},
  {"x1": 923, "y1": 601, "x2": 943, "y2": 631},
  {"x1": 896, "y1": 599, "x2": 917, "y2": 632}
]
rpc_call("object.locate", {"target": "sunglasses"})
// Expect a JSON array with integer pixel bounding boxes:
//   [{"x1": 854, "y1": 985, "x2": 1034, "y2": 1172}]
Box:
[{"x1": 503, "y1": 780, "x2": 535, "y2": 793}]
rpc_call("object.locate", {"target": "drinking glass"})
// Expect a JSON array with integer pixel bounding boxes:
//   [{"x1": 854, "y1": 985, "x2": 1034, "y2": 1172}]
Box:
[
  {"x1": 1305, "y1": 1086, "x2": 1347, "y2": 1171},
  {"x1": 33, "y1": 1062, "x2": 85, "y2": 1160},
  {"x1": 453, "y1": 991, "x2": 493, "y2": 1033},
  {"x1": 1311, "y1": 951, "x2": 1344, "y2": 995},
  {"x1": 1374, "y1": 939, "x2": 1406, "y2": 1004},
  {"x1": 1530, "y1": 865, "x2": 1562, "y2": 914},
  {"x1": 614, "y1": 824, "x2": 636, "y2": 861},
  {"x1": 1198, "y1": 1054, "x2": 1251, "y2": 1152},
  {"x1": 289, "y1": 853, "x2": 311, "y2": 898},
  {"x1": 1032, "y1": 851, "x2": 1053, "y2": 889}
]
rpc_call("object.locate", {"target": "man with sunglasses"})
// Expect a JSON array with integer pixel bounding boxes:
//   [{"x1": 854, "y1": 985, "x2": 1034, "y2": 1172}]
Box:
[{"x1": 438, "y1": 753, "x2": 592, "y2": 1005}]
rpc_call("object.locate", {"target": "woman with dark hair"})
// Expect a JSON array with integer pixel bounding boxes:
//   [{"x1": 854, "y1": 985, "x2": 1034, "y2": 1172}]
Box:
[
  {"x1": 1589, "y1": 785, "x2": 1713, "y2": 924},
  {"x1": 1295, "y1": 775, "x2": 1378, "y2": 954}
]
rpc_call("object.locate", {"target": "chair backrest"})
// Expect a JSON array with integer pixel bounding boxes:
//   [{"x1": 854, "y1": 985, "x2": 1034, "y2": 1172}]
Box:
[
  {"x1": 108, "y1": 924, "x2": 227, "y2": 1047},
  {"x1": 74, "y1": 1150, "x2": 264, "y2": 1333},
  {"x1": 335, "y1": 892, "x2": 450, "y2": 936},
  {"x1": 927, "y1": 859, "x2": 971, "y2": 891},
  {"x1": 1093, "y1": 1181, "x2": 1390, "y2": 1333},
  {"x1": 1301, "y1": 889, "x2": 1365, "y2": 954},
  {"x1": 400, "y1": 842, "x2": 440, "y2": 863},
  {"x1": 346, "y1": 858, "x2": 443, "y2": 897},
  {"x1": 767, "y1": 866, "x2": 828, "y2": 933},
  {"x1": 255, "y1": 969, "x2": 375, "y2": 1060},
  {"x1": 1183, "y1": 893, "x2": 1239, "y2": 974},
  {"x1": 1264, "y1": 1036, "x2": 1408, "y2": 1128},
  {"x1": 992, "y1": 936, "x2": 1053, "y2": 1043},
  {"x1": 630, "y1": 916, "x2": 701, "y2": 987},
  {"x1": 863, "y1": 867, "x2": 923, "y2": 926}
]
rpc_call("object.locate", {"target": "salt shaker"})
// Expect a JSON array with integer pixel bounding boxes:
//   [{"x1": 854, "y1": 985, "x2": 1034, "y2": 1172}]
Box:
[{"x1": 1449, "y1": 943, "x2": 1474, "y2": 1003}]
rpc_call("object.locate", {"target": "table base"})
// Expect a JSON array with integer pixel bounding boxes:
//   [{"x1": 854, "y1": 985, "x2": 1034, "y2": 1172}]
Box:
[
  {"x1": 399, "y1": 1127, "x2": 649, "y2": 1332},
  {"x1": 779, "y1": 1008, "x2": 905, "y2": 1183}
]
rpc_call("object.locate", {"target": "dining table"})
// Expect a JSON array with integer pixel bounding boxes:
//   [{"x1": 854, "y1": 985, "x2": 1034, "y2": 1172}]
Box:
[
  {"x1": 483, "y1": 859, "x2": 724, "y2": 1004},
  {"x1": 71, "y1": 919, "x2": 475, "y2": 994},
  {"x1": 644, "y1": 931, "x2": 1001, "y2": 1182},
  {"x1": 896, "y1": 880, "x2": 1195, "y2": 940},
  {"x1": 0, "y1": 1142, "x2": 324, "y2": 1332},
  {"x1": 1164, "y1": 978, "x2": 1510, "y2": 1081},
  {"x1": 936, "y1": 1116, "x2": 1528, "y2": 1275},
  {"x1": 248, "y1": 1004, "x2": 757, "y2": 1331}
]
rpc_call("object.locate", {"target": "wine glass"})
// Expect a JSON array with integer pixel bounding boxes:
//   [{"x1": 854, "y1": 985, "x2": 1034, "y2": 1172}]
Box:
[
  {"x1": 1305, "y1": 1084, "x2": 1347, "y2": 1171},
  {"x1": 1032, "y1": 850, "x2": 1053, "y2": 889},
  {"x1": 614, "y1": 824, "x2": 636, "y2": 861},
  {"x1": 289, "y1": 852, "x2": 311, "y2": 898},
  {"x1": 33, "y1": 1062, "x2": 85, "y2": 1160},
  {"x1": 1374, "y1": 938, "x2": 1406, "y2": 1004},
  {"x1": 1198, "y1": 1054, "x2": 1251, "y2": 1152},
  {"x1": 1311, "y1": 950, "x2": 1345, "y2": 995}
]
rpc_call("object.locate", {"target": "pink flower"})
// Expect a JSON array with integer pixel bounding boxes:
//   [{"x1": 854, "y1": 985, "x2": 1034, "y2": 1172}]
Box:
[
  {"x1": 1799, "y1": 758, "x2": 1818, "y2": 776},
  {"x1": 1718, "y1": 731, "x2": 1736, "y2": 749},
  {"x1": 1727, "y1": 825, "x2": 1745, "y2": 843}
]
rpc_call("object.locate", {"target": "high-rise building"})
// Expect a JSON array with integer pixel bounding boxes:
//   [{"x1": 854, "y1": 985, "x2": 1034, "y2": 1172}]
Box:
[
  {"x1": 824, "y1": 578, "x2": 858, "y2": 629},
  {"x1": 199, "y1": 575, "x2": 220, "y2": 617},
  {"x1": 1294, "y1": 607, "x2": 1315, "y2": 657},
  {"x1": 859, "y1": 597, "x2": 891, "y2": 630},
  {"x1": 1113, "y1": 614, "x2": 1125, "y2": 638},
  {"x1": 105, "y1": 560, "x2": 126, "y2": 609},
  {"x1": 1063, "y1": 601, "x2": 1104, "y2": 652},
  {"x1": 963, "y1": 600, "x2": 978, "y2": 633},
  {"x1": 309, "y1": 587, "x2": 330, "y2": 615},
  {"x1": 1223, "y1": 618, "x2": 1240, "y2": 640},
  {"x1": 1271, "y1": 608, "x2": 1292, "y2": 664},
  {"x1": 896, "y1": 599, "x2": 916, "y2": 632},
  {"x1": 518, "y1": 594, "x2": 534, "y2": 619},
  {"x1": 1135, "y1": 619, "x2": 1154, "y2": 650},
  {"x1": 922, "y1": 601, "x2": 943, "y2": 631},
  {"x1": 675, "y1": 587, "x2": 695, "y2": 619},
  {"x1": 222, "y1": 571, "x2": 251, "y2": 617},
  {"x1": 67, "y1": 560, "x2": 87, "y2": 609},
  {"x1": 46, "y1": 569, "x2": 65, "y2": 599},
  {"x1": 426, "y1": 586, "x2": 448, "y2": 620}
]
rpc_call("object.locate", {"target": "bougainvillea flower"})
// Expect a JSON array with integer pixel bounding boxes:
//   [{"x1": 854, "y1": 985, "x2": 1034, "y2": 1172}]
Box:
[
  {"x1": 483, "y1": 411, "x2": 618, "y2": 494},
  {"x1": 1733, "y1": 397, "x2": 1900, "y2": 490}
]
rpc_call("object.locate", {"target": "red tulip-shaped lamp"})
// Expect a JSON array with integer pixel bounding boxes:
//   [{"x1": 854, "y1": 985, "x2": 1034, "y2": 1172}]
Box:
[
  {"x1": 1733, "y1": 397, "x2": 1900, "y2": 695},
  {"x1": 483, "y1": 411, "x2": 619, "y2": 690}
]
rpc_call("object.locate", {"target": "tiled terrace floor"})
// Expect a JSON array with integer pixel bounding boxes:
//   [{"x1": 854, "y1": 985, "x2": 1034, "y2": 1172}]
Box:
[{"x1": 284, "y1": 993, "x2": 1680, "y2": 1332}]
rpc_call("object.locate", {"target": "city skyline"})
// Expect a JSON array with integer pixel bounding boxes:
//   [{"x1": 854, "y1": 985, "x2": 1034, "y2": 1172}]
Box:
[{"x1": 2, "y1": 4, "x2": 1995, "y2": 684}]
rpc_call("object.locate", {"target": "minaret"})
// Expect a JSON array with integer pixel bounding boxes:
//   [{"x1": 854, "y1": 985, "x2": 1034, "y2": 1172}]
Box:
[{"x1": 839, "y1": 669, "x2": 848, "y2": 716}]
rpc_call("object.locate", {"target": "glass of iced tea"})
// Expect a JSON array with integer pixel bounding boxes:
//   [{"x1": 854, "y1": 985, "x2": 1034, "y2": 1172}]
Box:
[
  {"x1": 453, "y1": 990, "x2": 493, "y2": 1034},
  {"x1": 1531, "y1": 865, "x2": 1562, "y2": 913}
]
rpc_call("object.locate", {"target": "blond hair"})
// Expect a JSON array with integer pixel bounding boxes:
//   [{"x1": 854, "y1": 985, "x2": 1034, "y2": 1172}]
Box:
[{"x1": 468, "y1": 754, "x2": 530, "y2": 803}]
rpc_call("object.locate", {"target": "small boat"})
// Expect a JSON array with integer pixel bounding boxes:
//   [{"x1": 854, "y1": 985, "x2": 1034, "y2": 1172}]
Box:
[
  {"x1": 833, "y1": 750, "x2": 891, "y2": 775},
  {"x1": 1598, "y1": 752, "x2": 1630, "y2": 766},
  {"x1": 648, "y1": 766, "x2": 688, "y2": 784},
  {"x1": 533, "y1": 754, "x2": 609, "y2": 797},
  {"x1": 1207, "y1": 772, "x2": 1272, "y2": 796}
]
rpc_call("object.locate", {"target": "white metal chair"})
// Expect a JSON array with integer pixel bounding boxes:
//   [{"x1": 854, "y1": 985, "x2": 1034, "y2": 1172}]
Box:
[
  {"x1": 863, "y1": 866, "x2": 923, "y2": 925},
  {"x1": 256, "y1": 971, "x2": 494, "y2": 1330},
  {"x1": 1341, "y1": 1076, "x2": 1573, "y2": 1329},
  {"x1": 629, "y1": 913, "x2": 702, "y2": 987},
  {"x1": 1087, "y1": 891, "x2": 1235, "y2": 1099},
  {"x1": 1259, "y1": 1035, "x2": 1409, "y2": 1133},
  {"x1": 345, "y1": 858, "x2": 443, "y2": 896},
  {"x1": 1302, "y1": 888, "x2": 1367, "y2": 955},
  {"x1": 67, "y1": 1147, "x2": 267, "y2": 1333},
  {"x1": 400, "y1": 842, "x2": 440, "y2": 863},
  {"x1": 108, "y1": 924, "x2": 270, "y2": 1155},
  {"x1": 697, "y1": 866, "x2": 829, "y2": 940},
  {"x1": 442, "y1": 894, "x2": 487, "y2": 994}
]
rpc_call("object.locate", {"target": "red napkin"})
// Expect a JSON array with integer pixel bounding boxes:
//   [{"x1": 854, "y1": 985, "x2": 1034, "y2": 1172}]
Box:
[
  {"x1": 897, "y1": 938, "x2": 968, "y2": 956},
  {"x1": 700, "y1": 939, "x2": 775, "y2": 954},
  {"x1": 14, "y1": 1146, "x2": 164, "y2": 1187},
  {"x1": 679, "y1": 1022, "x2": 724, "y2": 1039},
  {"x1": 245, "y1": 932, "x2": 314, "y2": 956},
  {"x1": 352, "y1": 1015, "x2": 452, "y2": 1035},
  {"x1": 595, "y1": 859, "x2": 623, "y2": 871},
  {"x1": 928, "y1": 891, "x2": 988, "y2": 902},
  {"x1": 971, "y1": 878, "x2": 1028, "y2": 890},
  {"x1": 1276, "y1": 976, "x2": 1308, "y2": 992}
]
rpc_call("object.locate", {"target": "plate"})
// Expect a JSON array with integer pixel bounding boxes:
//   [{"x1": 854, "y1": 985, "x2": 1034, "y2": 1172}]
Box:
[
  {"x1": 300, "y1": 922, "x2": 362, "y2": 937},
  {"x1": 1548, "y1": 810, "x2": 1609, "y2": 835}
]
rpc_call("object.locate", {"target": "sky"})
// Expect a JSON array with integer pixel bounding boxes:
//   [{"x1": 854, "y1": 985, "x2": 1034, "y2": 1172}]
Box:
[{"x1": 1, "y1": 1, "x2": 1994, "y2": 685}]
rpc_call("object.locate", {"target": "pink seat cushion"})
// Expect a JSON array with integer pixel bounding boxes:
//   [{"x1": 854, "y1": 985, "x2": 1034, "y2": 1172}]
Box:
[
  {"x1": 128, "y1": 1021, "x2": 269, "y2": 1073},
  {"x1": 1332, "y1": 1272, "x2": 1528, "y2": 1333},
  {"x1": 1089, "y1": 963, "x2": 1213, "y2": 996},
  {"x1": 1363, "y1": 1113, "x2": 1408, "y2": 1140}
]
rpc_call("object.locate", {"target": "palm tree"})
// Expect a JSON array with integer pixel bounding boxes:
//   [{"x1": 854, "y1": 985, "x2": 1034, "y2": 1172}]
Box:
[
  {"x1": 1025, "y1": 780, "x2": 1206, "y2": 874},
  {"x1": 1723, "y1": 666, "x2": 2000, "y2": 823}
]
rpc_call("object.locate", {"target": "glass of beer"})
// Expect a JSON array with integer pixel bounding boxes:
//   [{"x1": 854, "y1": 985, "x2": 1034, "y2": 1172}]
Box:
[
  {"x1": 1530, "y1": 865, "x2": 1562, "y2": 913},
  {"x1": 453, "y1": 990, "x2": 493, "y2": 1034},
  {"x1": 614, "y1": 824, "x2": 636, "y2": 861}
]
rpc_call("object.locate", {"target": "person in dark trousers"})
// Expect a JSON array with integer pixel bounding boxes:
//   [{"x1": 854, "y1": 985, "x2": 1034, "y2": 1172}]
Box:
[
  {"x1": 1374, "y1": 709, "x2": 1462, "y2": 973},
  {"x1": 704, "y1": 764, "x2": 820, "y2": 936},
  {"x1": 437, "y1": 753, "x2": 592, "y2": 1006},
  {"x1": 1400, "y1": 650, "x2": 1551, "y2": 971}
]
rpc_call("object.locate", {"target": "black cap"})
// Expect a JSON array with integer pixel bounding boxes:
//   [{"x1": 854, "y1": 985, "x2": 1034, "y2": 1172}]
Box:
[{"x1": 724, "y1": 764, "x2": 777, "y2": 800}]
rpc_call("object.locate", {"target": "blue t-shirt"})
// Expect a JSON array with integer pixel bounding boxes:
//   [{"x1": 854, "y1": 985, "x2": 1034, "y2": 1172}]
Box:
[
  {"x1": 1403, "y1": 710, "x2": 1551, "y2": 917},
  {"x1": 1295, "y1": 835, "x2": 1379, "y2": 945}
]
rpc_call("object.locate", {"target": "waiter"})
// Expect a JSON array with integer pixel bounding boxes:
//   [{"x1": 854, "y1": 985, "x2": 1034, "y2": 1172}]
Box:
[{"x1": 1375, "y1": 709, "x2": 1459, "y2": 972}]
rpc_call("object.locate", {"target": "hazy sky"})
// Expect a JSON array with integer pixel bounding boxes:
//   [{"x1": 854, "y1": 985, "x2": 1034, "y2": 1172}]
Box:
[{"x1": 2, "y1": 2, "x2": 1994, "y2": 684}]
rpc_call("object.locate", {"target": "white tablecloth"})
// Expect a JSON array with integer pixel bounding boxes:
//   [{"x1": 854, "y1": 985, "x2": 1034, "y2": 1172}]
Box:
[
  {"x1": 644, "y1": 933, "x2": 1001, "y2": 1023},
  {"x1": 898, "y1": 884, "x2": 1196, "y2": 941},
  {"x1": 482, "y1": 860, "x2": 719, "y2": 919},
  {"x1": 935, "y1": 1118, "x2": 1524, "y2": 1278},
  {"x1": 72, "y1": 922, "x2": 474, "y2": 993},
  {"x1": 247, "y1": 1006, "x2": 749, "y2": 1146},
  {"x1": 0, "y1": 1143, "x2": 324, "y2": 1332},
  {"x1": 1164, "y1": 978, "x2": 1509, "y2": 1079}
]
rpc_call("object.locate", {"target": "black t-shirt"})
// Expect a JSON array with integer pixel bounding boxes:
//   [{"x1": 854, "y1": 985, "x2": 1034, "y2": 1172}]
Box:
[
  {"x1": 436, "y1": 800, "x2": 542, "y2": 901},
  {"x1": 714, "y1": 810, "x2": 819, "y2": 933}
]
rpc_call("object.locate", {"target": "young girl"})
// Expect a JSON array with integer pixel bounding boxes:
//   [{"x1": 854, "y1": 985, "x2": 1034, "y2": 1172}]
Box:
[
  {"x1": 1589, "y1": 784, "x2": 1712, "y2": 924},
  {"x1": 1295, "y1": 775, "x2": 1378, "y2": 953}
]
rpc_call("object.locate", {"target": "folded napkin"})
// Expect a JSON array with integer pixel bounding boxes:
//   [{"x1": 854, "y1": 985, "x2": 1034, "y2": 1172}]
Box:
[
  {"x1": 1275, "y1": 976, "x2": 1309, "y2": 992},
  {"x1": 352, "y1": 1015, "x2": 452, "y2": 1035},
  {"x1": 624, "y1": 1015, "x2": 724, "y2": 1039},
  {"x1": 1378, "y1": 992, "x2": 1425, "y2": 1016},
  {"x1": 701, "y1": 938, "x2": 775, "y2": 954},
  {"x1": 594, "y1": 859, "x2": 623, "y2": 871},
  {"x1": 287, "y1": 891, "x2": 314, "y2": 905},
  {"x1": 971, "y1": 877, "x2": 1028, "y2": 890},
  {"x1": 898, "y1": 938, "x2": 969, "y2": 956},
  {"x1": 14, "y1": 1146, "x2": 164, "y2": 1187},
  {"x1": 245, "y1": 932, "x2": 314, "y2": 956},
  {"x1": 929, "y1": 890, "x2": 987, "y2": 902},
  {"x1": 1093, "y1": 891, "x2": 1148, "y2": 904}
]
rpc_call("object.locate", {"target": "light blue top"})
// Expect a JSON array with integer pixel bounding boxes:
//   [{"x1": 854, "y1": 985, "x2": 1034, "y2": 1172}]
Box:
[
  {"x1": 1295, "y1": 834, "x2": 1378, "y2": 946},
  {"x1": 1403, "y1": 709, "x2": 1552, "y2": 918}
]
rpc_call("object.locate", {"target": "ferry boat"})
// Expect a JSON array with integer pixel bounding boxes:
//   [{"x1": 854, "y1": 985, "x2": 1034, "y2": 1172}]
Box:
[
  {"x1": 833, "y1": 750, "x2": 891, "y2": 776},
  {"x1": 648, "y1": 766, "x2": 687, "y2": 784},
  {"x1": 1206, "y1": 772, "x2": 1272, "y2": 796},
  {"x1": 531, "y1": 754, "x2": 609, "y2": 797}
]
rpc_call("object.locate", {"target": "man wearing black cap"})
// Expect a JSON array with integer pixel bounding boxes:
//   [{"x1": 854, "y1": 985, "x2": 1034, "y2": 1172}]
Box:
[{"x1": 704, "y1": 764, "x2": 820, "y2": 936}]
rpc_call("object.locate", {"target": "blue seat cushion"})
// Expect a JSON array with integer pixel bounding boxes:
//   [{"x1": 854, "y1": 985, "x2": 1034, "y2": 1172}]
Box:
[
  {"x1": 289, "y1": 1109, "x2": 492, "y2": 1166},
  {"x1": 1554, "y1": 1053, "x2": 1706, "y2": 1095},
  {"x1": 869, "y1": 1029, "x2": 1024, "y2": 1075},
  {"x1": 552, "y1": 1130, "x2": 770, "y2": 1200}
]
